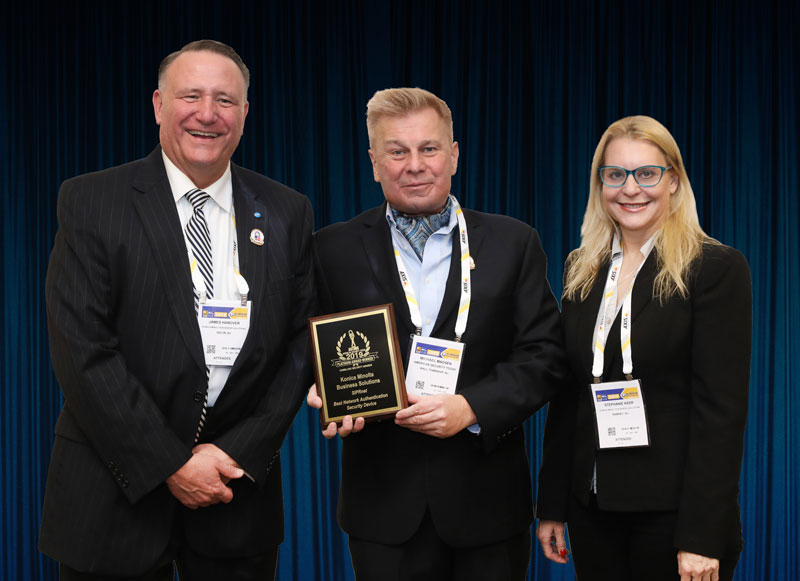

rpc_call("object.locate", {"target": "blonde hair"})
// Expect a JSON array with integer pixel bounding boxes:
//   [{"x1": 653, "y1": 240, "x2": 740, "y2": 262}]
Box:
[
  {"x1": 366, "y1": 88, "x2": 453, "y2": 148},
  {"x1": 564, "y1": 115, "x2": 716, "y2": 303}
]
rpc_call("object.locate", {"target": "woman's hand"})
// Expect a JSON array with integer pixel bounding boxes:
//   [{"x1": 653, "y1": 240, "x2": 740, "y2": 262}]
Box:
[{"x1": 536, "y1": 519, "x2": 569, "y2": 564}]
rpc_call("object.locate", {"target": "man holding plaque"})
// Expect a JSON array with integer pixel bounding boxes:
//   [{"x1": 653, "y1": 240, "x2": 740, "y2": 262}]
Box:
[{"x1": 308, "y1": 88, "x2": 566, "y2": 578}]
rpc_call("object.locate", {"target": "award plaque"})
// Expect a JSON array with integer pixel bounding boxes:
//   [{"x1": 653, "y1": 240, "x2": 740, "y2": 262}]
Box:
[{"x1": 309, "y1": 304, "x2": 408, "y2": 425}]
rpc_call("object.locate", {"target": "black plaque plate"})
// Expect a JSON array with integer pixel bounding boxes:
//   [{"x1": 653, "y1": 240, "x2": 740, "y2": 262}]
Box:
[{"x1": 308, "y1": 304, "x2": 407, "y2": 425}]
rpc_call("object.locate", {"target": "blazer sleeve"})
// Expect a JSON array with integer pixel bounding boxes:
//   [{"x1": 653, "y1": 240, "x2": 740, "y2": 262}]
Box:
[
  {"x1": 212, "y1": 197, "x2": 317, "y2": 484},
  {"x1": 459, "y1": 227, "x2": 567, "y2": 451},
  {"x1": 46, "y1": 179, "x2": 190, "y2": 503},
  {"x1": 535, "y1": 371, "x2": 580, "y2": 522},
  {"x1": 535, "y1": 262, "x2": 581, "y2": 523},
  {"x1": 674, "y1": 246, "x2": 752, "y2": 557}
]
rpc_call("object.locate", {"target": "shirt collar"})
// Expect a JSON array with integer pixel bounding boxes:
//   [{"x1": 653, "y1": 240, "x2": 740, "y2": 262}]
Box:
[
  {"x1": 612, "y1": 230, "x2": 657, "y2": 259},
  {"x1": 162, "y1": 150, "x2": 233, "y2": 214}
]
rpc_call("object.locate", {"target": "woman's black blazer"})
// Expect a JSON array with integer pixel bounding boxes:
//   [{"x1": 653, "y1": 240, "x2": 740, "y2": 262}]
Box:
[{"x1": 537, "y1": 243, "x2": 752, "y2": 559}]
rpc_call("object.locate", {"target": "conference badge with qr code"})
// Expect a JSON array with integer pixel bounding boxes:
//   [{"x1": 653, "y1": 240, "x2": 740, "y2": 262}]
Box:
[
  {"x1": 198, "y1": 300, "x2": 252, "y2": 366},
  {"x1": 405, "y1": 335, "x2": 466, "y2": 397},
  {"x1": 590, "y1": 379, "x2": 650, "y2": 449}
]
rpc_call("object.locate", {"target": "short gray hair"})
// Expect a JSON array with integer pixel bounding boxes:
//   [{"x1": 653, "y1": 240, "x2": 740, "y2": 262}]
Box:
[{"x1": 157, "y1": 40, "x2": 250, "y2": 96}]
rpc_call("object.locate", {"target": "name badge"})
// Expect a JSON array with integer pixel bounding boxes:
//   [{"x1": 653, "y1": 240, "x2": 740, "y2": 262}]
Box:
[
  {"x1": 405, "y1": 335, "x2": 465, "y2": 397},
  {"x1": 198, "y1": 300, "x2": 252, "y2": 366},
  {"x1": 590, "y1": 379, "x2": 650, "y2": 449}
]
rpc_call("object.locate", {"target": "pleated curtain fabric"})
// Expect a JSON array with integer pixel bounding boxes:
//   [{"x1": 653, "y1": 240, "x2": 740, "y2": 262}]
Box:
[{"x1": 4, "y1": 2, "x2": 799, "y2": 580}]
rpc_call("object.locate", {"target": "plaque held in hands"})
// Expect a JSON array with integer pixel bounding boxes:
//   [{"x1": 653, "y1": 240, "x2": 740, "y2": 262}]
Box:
[{"x1": 308, "y1": 304, "x2": 408, "y2": 425}]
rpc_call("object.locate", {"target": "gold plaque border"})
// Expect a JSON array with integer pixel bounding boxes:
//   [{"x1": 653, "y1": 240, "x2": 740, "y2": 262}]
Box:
[{"x1": 308, "y1": 303, "x2": 408, "y2": 425}]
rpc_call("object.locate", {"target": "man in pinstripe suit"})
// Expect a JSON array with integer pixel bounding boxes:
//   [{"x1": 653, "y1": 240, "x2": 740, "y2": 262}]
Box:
[{"x1": 40, "y1": 40, "x2": 315, "y2": 580}]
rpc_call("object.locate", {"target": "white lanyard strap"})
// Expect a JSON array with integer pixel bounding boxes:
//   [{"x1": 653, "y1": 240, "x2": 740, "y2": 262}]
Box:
[
  {"x1": 188, "y1": 252, "x2": 208, "y2": 305},
  {"x1": 186, "y1": 208, "x2": 249, "y2": 307},
  {"x1": 391, "y1": 195, "x2": 472, "y2": 341},
  {"x1": 230, "y1": 212, "x2": 249, "y2": 304},
  {"x1": 591, "y1": 234, "x2": 654, "y2": 380},
  {"x1": 453, "y1": 202, "x2": 472, "y2": 341}
]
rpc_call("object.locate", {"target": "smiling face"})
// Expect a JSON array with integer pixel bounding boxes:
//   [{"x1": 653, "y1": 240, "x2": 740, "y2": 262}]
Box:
[
  {"x1": 601, "y1": 137, "x2": 678, "y2": 246},
  {"x1": 153, "y1": 50, "x2": 249, "y2": 188},
  {"x1": 368, "y1": 107, "x2": 459, "y2": 216}
]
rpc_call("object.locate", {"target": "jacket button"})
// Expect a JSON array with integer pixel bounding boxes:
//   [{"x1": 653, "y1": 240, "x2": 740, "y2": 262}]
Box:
[{"x1": 193, "y1": 391, "x2": 204, "y2": 402}]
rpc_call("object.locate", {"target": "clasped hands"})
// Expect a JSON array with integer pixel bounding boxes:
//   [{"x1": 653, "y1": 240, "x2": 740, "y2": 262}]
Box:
[
  {"x1": 166, "y1": 443, "x2": 244, "y2": 509},
  {"x1": 306, "y1": 384, "x2": 477, "y2": 439}
]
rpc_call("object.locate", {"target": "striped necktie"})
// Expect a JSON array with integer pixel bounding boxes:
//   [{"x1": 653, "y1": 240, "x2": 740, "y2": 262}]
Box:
[
  {"x1": 185, "y1": 188, "x2": 213, "y2": 442},
  {"x1": 185, "y1": 188, "x2": 214, "y2": 304}
]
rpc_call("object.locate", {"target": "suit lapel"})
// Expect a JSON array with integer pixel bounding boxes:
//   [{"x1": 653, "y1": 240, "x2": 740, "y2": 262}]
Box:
[
  {"x1": 228, "y1": 166, "x2": 267, "y2": 378},
  {"x1": 574, "y1": 269, "x2": 607, "y2": 379},
  {"x1": 360, "y1": 204, "x2": 414, "y2": 331},
  {"x1": 628, "y1": 250, "x2": 658, "y2": 322},
  {"x1": 131, "y1": 148, "x2": 205, "y2": 372},
  {"x1": 430, "y1": 209, "x2": 483, "y2": 338},
  {"x1": 600, "y1": 250, "x2": 659, "y2": 377}
]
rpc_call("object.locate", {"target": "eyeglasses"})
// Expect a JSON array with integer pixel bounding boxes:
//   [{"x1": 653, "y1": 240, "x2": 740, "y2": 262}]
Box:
[{"x1": 598, "y1": 165, "x2": 672, "y2": 187}]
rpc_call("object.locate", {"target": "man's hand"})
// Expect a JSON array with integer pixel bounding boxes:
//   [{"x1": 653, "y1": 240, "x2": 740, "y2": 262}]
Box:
[
  {"x1": 306, "y1": 384, "x2": 365, "y2": 439},
  {"x1": 536, "y1": 520, "x2": 569, "y2": 564},
  {"x1": 166, "y1": 453, "x2": 244, "y2": 509},
  {"x1": 394, "y1": 393, "x2": 477, "y2": 438},
  {"x1": 192, "y1": 443, "x2": 242, "y2": 484},
  {"x1": 677, "y1": 550, "x2": 720, "y2": 581}
]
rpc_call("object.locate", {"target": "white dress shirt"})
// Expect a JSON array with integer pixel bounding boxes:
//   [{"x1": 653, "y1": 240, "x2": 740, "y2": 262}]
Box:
[{"x1": 163, "y1": 151, "x2": 242, "y2": 406}]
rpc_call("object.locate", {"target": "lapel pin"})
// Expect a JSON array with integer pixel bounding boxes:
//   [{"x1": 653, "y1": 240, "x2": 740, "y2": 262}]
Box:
[
  {"x1": 254, "y1": 211, "x2": 262, "y2": 218},
  {"x1": 250, "y1": 228, "x2": 265, "y2": 246}
]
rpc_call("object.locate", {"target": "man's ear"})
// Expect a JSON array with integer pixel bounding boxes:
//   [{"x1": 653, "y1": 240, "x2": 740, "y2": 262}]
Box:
[{"x1": 152, "y1": 90, "x2": 163, "y2": 125}]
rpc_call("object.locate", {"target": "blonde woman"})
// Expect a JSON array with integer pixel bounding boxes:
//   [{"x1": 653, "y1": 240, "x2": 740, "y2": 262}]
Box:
[{"x1": 536, "y1": 116, "x2": 751, "y2": 581}]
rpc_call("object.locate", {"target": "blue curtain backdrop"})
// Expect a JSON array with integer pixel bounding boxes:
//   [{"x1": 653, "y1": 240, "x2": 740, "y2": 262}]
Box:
[{"x1": 2, "y1": 0, "x2": 797, "y2": 579}]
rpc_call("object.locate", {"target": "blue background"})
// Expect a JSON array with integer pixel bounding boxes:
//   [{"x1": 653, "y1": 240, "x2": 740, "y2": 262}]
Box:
[{"x1": 2, "y1": 0, "x2": 797, "y2": 579}]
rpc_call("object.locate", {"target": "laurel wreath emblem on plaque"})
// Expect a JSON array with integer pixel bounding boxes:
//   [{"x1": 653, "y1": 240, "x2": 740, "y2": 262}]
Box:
[{"x1": 336, "y1": 331, "x2": 370, "y2": 359}]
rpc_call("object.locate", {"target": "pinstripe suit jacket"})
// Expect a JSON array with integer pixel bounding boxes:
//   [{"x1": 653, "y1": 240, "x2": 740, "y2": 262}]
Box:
[{"x1": 39, "y1": 147, "x2": 315, "y2": 574}]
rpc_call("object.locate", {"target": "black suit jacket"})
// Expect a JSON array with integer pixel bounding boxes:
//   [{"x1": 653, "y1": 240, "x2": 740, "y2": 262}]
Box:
[
  {"x1": 314, "y1": 203, "x2": 566, "y2": 547},
  {"x1": 537, "y1": 243, "x2": 751, "y2": 559},
  {"x1": 39, "y1": 147, "x2": 315, "y2": 574}
]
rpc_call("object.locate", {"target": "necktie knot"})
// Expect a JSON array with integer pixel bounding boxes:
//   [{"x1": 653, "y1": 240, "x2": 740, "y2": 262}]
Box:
[{"x1": 186, "y1": 188, "x2": 211, "y2": 211}]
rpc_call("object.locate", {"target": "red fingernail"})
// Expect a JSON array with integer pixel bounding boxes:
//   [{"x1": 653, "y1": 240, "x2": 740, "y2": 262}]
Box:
[{"x1": 559, "y1": 548, "x2": 567, "y2": 557}]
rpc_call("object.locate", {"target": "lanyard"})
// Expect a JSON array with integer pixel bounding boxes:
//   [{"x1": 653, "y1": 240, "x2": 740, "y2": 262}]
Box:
[
  {"x1": 186, "y1": 208, "x2": 249, "y2": 307},
  {"x1": 390, "y1": 195, "x2": 473, "y2": 341},
  {"x1": 591, "y1": 234, "x2": 654, "y2": 380}
]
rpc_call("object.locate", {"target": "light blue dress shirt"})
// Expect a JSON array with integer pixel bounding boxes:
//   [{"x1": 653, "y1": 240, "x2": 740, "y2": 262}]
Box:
[
  {"x1": 385, "y1": 202, "x2": 480, "y2": 434},
  {"x1": 385, "y1": 204, "x2": 458, "y2": 337}
]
